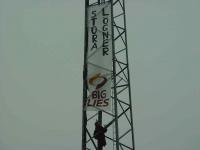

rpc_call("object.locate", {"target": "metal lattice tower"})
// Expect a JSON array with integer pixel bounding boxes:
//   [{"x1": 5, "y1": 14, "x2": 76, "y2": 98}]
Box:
[{"x1": 82, "y1": 0, "x2": 135, "y2": 150}]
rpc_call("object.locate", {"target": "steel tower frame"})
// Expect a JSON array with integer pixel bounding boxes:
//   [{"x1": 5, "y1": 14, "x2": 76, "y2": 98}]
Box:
[{"x1": 82, "y1": 0, "x2": 135, "y2": 150}]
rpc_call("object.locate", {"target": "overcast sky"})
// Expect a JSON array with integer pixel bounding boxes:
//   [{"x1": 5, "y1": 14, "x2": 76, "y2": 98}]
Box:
[{"x1": 0, "y1": 0, "x2": 200, "y2": 150}]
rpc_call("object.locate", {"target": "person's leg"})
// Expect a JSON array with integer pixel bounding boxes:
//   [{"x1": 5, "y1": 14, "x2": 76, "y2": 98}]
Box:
[{"x1": 97, "y1": 141, "x2": 103, "y2": 150}]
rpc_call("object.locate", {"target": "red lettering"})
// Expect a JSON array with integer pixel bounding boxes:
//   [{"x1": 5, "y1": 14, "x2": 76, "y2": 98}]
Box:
[
  {"x1": 87, "y1": 99, "x2": 97, "y2": 106},
  {"x1": 96, "y1": 99, "x2": 103, "y2": 107},
  {"x1": 103, "y1": 99, "x2": 109, "y2": 107},
  {"x1": 92, "y1": 90, "x2": 107, "y2": 99}
]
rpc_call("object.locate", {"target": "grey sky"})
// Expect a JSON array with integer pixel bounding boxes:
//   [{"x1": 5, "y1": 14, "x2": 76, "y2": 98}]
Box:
[{"x1": 0, "y1": 0, "x2": 200, "y2": 150}]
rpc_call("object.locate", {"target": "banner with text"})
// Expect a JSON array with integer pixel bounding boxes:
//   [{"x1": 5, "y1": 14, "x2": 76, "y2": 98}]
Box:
[{"x1": 86, "y1": 2, "x2": 113, "y2": 111}]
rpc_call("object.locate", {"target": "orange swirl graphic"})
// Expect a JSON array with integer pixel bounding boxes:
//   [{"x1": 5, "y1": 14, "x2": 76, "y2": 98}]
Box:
[{"x1": 89, "y1": 73, "x2": 107, "y2": 89}]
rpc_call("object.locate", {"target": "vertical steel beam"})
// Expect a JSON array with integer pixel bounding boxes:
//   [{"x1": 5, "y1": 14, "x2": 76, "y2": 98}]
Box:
[
  {"x1": 111, "y1": 0, "x2": 120, "y2": 150},
  {"x1": 82, "y1": 0, "x2": 89, "y2": 149},
  {"x1": 98, "y1": 111, "x2": 102, "y2": 150},
  {"x1": 98, "y1": 2, "x2": 102, "y2": 147},
  {"x1": 122, "y1": 1, "x2": 135, "y2": 149}
]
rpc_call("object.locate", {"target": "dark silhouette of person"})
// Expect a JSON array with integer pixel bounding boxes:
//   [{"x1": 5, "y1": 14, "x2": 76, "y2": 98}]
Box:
[{"x1": 93, "y1": 121, "x2": 107, "y2": 149}]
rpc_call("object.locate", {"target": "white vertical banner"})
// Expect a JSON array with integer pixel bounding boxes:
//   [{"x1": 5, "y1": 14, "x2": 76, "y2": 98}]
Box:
[{"x1": 86, "y1": 2, "x2": 113, "y2": 111}]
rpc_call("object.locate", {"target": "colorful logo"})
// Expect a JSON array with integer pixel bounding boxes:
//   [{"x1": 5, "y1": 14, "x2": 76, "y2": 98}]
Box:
[{"x1": 89, "y1": 73, "x2": 107, "y2": 89}]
